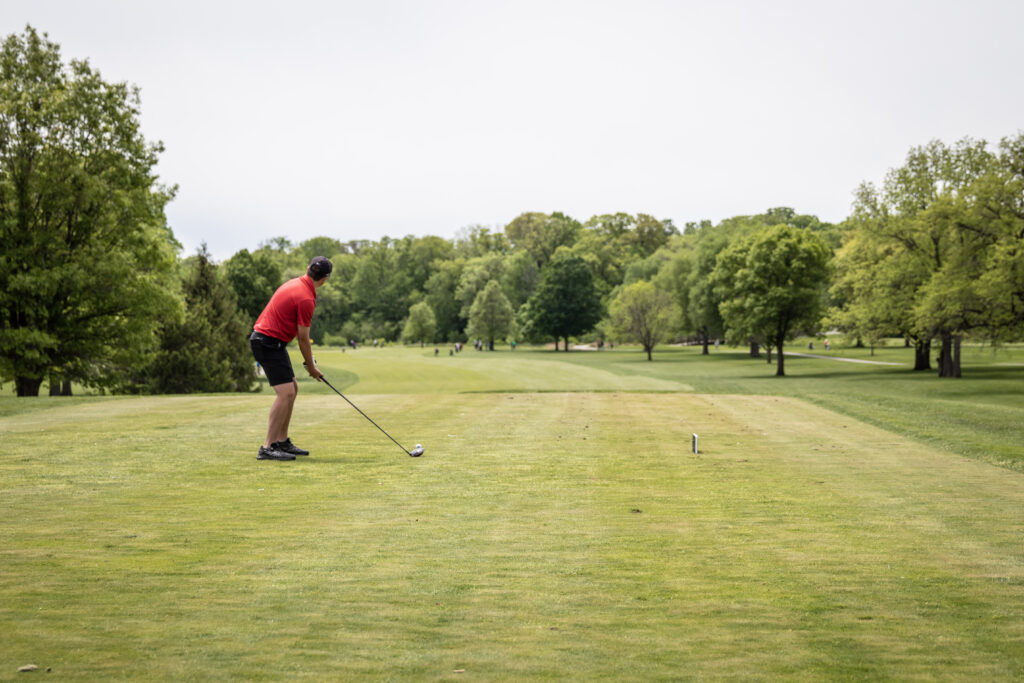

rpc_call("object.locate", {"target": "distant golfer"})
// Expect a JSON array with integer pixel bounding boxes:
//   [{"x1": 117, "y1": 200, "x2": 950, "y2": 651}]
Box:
[{"x1": 249, "y1": 256, "x2": 332, "y2": 461}]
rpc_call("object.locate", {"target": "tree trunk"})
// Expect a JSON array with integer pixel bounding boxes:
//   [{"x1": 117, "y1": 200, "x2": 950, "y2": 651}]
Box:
[
  {"x1": 937, "y1": 332, "x2": 962, "y2": 378},
  {"x1": 563, "y1": 336, "x2": 570, "y2": 352},
  {"x1": 701, "y1": 329, "x2": 709, "y2": 355},
  {"x1": 646, "y1": 345, "x2": 653, "y2": 361},
  {"x1": 913, "y1": 338, "x2": 931, "y2": 371},
  {"x1": 48, "y1": 378, "x2": 73, "y2": 395},
  {"x1": 554, "y1": 339, "x2": 559, "y2": 351},
  {"x1": 765, "y1": 345, "x2": 773, "y2": 364},
  {"x1": 770, "y1": 333, "x2": 786, "y2": 376},
  {"x1": 15, "y1": 376, "x2": 43, "y2": 397},
  {"x1": 749, "y1": 340, "x2": 760, "y2": 357}
]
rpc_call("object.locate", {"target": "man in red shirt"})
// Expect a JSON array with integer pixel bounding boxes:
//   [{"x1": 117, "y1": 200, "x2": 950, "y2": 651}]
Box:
[{"x1": 249, "y1": 256, "x2": 332, "y2": 461}]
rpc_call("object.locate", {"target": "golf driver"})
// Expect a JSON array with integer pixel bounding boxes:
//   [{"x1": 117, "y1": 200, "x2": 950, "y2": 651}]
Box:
[{"x1": 320, "y1": 376, "x2": 424, "y2": 457}]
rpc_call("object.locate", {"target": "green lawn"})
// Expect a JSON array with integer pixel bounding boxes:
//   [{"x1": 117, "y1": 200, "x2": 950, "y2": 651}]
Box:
[{"x1": 2, "y1": 344, "x2": 1022, "y2": 679}]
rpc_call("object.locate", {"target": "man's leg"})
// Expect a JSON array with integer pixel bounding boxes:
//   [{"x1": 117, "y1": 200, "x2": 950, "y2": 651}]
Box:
[{"x1": 264, "y1": 379, "x2": 297, "y2": 447}]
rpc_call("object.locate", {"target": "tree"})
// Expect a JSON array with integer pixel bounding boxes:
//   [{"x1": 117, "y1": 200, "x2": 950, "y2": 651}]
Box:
[
  {"x1": 608, "y1": 281, "x2": 678, "y2": 360},
  {"x1": 395, "y1": 235, "x2": 454, "y2": 300},
  {"x1": 0, "y1": 27, "x2": 179, "y2": 395},
  {"x1": 572, "y1": 213, "x2": 636, "y2": 299},
  {"x1": 402, "y1": 301, "x2": 437, "y2": 346},
  {"x1": 293, "y1": 236, "x2": 345, "y2": 263},
  {"x1": 453, "y1": 224, "x2": 509, "y2": 257},
  {"x1": 572, "y1": 212, "x2": 680, "y2": 301},
  {"x1": 713, "y1": 225, "x2": 831, "y2": 376},
  {"x1": 835, "y1": 138, "x2": 999, "y2": 377},
  {"x1": 828, "y1": 225, "x2": 927, "y2": 364},
  {"x1": 349, "y1": 238, "x2": 403, "y2": 331},
  {"x1": 424, "y1": 259, "x2": 466, "y2": 342},
  {"x1": 505, "y1": 211, "x2": 582, "y2": 268},
  {"x1": 454, "y1": 253, "x2": 505, "y2": 319},
  {"x1": 466, "y1": 280, "x2": 515, "y2": 350},
  {"x1": 683, "y1": 234, "x2": 729, "y2": 354},
  {"x1": 633, "y1": 214, "x2": 679, "y2": 257},
  {"x1": 973, "y1": 133, "x2": 1024, "y2": 341},
  {"x1": 501, "y1": 249, "x2": 540, "y2": 310},
  {"x1": 133, "y1": 246, "x2": 255, "y2": 393},
  {"x1": 523, "y1": 252, "x2": 603, "y2": 351},
  {"x1": 224, "y1": 248, "x2": 282, "y2": 323},
  {"x1": 659, "y1": 215, "x2": 765, "y2": 355}
]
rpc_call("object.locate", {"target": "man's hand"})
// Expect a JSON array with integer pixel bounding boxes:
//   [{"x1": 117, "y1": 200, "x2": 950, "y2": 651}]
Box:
[
  {"x1": 296, "y1": 324, "x2": 323, "y2": 381},
  {"x1": 304, "y1": 361, "x2": 324, "y2": 381}
]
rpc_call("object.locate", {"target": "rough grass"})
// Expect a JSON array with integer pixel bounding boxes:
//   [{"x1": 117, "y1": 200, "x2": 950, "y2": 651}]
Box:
[{"x1": 1, "y1": 344, "x2": 1023, "y2": 679}]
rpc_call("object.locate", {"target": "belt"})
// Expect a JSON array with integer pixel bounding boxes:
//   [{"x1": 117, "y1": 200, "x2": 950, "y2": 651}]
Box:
[{"x1": 250, "y1": 331, "x2": 287, "y2": 348}]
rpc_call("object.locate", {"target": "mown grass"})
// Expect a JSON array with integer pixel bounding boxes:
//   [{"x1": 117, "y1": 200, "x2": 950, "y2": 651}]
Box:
[
  {"x1": 306, "y1": 341, "x2": 1024, "y2": 471},
  {"x1": 1, "y1": 344, "x2": 1023, "y2": 679}
]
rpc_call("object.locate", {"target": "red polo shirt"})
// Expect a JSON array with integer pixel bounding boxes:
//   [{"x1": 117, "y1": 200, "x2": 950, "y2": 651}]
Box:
[{"x1": 253, "y1": 275, "x2": 317, "y2": 343}]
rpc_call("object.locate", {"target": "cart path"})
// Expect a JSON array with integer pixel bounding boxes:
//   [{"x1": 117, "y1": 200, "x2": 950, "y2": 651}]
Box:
[{"x1": 785, "y1": 351, "x2": 906, "y2": 366}]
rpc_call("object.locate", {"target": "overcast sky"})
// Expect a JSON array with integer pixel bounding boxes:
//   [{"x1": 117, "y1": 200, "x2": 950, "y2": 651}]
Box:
[{"x1": 5, "y1": 0, "x2": 1023, "y2": 259}]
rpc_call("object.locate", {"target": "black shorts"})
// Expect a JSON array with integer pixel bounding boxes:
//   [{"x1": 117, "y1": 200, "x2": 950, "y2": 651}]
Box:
[{"x1": 250, "y1": 331, "x2": 294, "y2": 386}]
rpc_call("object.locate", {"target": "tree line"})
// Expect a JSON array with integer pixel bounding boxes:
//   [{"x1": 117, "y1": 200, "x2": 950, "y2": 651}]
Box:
[{"x1": 2, "y1": 27, "x2": 1022, "y2": 395}]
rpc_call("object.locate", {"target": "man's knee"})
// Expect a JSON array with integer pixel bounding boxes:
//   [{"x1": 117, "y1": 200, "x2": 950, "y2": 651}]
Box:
[{"x1": 273, "y1": 381, "x2": 297, "y2": 400}]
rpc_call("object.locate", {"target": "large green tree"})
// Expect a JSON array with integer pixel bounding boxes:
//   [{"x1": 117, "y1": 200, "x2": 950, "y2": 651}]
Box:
[
  {"x1": 0, "y1": 27, "x2": 179, "y2": 395},
  {"x1": 505, "y1": 211, "x2": 582, "y2": 268},
  {"x1": 401, "y1": 301, "x2": 437, "y2": 346},
  {"x1": 466, "y1": 280, "x2": 515, "y2": 350},
  {"x1": 454, "y1": 253, "x2": 505, "y2": 319},
  {"x1": 223, "y1": 248, "x2": 282, "y2": 323},
  {"x1": 522, "y1": 251, "x2": 603, "y2": 351},
  {"x1": 713, "y1": 225, "x2": 831, "y2": 376},
  {"x1": 682, "y1": 233, "x2": 729, "y2": 354},
  {"x1": 500, "y1": 249, "x2": 540, "y2": 310},
  {"x1": 973, "y1": 134, "x2": 1024, "y2": 340},
  {"x1": 829, "y1": 222, "x2": 928, "y2": 365},
  {"x1": 424, "y1": 259, "x2": 466, "y2": 342},
  {"x1": 349, "y1": 238, "x2": 405, "y2": 336},
  {"x1": 572, "y1": 213, "x2": 680, "y2": 301},
  {"x1": 835, "y1": 138, "x2": 1003, "y2": 377},
  {"x1": 608, "y1": 280, "x2": 678, "y2": 361},
  {"x1": 658, "y1": 215, "x2": 766, "y2": 355}
]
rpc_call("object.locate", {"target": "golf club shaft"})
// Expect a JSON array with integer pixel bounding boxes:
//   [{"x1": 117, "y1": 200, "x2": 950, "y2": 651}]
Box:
[{"x1": 320, "y1": 377, "x2": 412, "y2": 456}]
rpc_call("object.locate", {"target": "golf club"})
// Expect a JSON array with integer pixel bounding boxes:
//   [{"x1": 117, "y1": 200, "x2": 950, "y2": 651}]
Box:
[{"x1": 320, "y1": 376, "x2": 424, "y2": 457}]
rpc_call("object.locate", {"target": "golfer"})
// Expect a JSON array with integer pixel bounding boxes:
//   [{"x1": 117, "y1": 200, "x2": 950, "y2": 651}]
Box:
[{"x1": 249, "y1": 256, "x2": 332, "y2": 461}]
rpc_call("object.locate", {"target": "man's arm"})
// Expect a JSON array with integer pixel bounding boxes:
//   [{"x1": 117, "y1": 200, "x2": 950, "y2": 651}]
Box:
[{"x1": 296, "y1": 325, "x2": 323, "y2": 380}]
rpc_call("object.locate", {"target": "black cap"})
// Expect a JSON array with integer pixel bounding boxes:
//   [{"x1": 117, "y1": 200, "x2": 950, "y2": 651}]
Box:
[{"x1": 308, "y1": 256, "x2": 333, "y2": 280}]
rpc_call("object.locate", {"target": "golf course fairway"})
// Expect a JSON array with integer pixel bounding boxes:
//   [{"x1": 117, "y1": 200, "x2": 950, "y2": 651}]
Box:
[{"x1": 2, "y1": 345, "x2": 1022, "y2": 679}]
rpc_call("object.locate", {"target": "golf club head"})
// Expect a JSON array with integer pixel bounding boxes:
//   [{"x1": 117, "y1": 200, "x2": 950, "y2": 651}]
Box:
[{"x1": 409, "y1": 444, "x2": 424, "y2": 457}]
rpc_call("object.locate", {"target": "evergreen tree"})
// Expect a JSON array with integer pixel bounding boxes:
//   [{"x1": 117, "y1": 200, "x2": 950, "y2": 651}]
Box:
[{"x1": 135, "y1": 246, "x2": 255, "y2": 393}]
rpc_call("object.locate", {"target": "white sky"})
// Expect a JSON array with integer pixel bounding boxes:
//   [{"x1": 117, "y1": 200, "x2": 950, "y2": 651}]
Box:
[{"x1": 4, "y1": 0, "x2": 1023, "y2": 259}]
